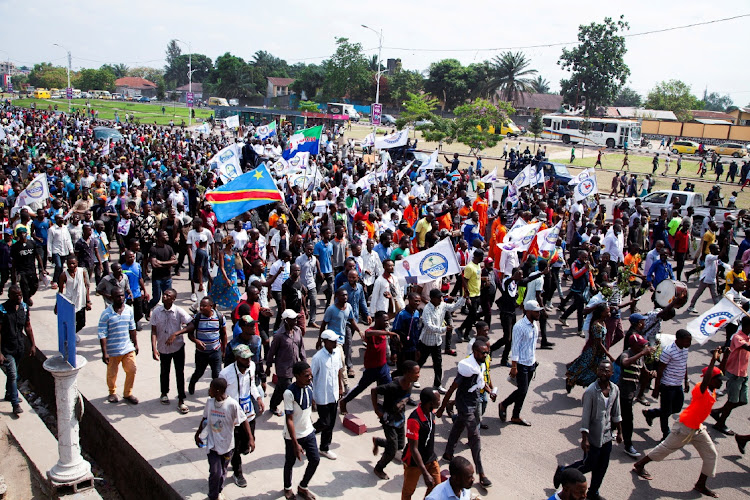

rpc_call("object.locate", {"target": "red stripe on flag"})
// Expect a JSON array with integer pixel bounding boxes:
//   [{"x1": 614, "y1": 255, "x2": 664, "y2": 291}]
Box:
[{"x1": 206, "y1": 190, "x2": 283, "y2": 203}]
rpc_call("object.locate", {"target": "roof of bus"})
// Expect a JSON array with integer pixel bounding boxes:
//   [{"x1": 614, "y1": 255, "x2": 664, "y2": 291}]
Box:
[{"x1": 543, "y1": 113, "x2": 638, "y2": 122}]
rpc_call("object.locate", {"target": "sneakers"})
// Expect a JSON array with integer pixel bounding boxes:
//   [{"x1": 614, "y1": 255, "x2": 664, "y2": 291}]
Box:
[
  {"x1": 12, "y1": 404, "x2": 23, "y2": 415},
  {"x1": 686, "y1": 307, "x2": 698, "y2": 314},
  {"x1": 234, "y1": 472, "x2": 247, "y2": 488},
  {"x1": 624, "y1": 446, "x2": 641, "y2": 458},
  {"x1": 437, "y1": 386, "x2": 447, "y2": 395},
  {"x1": 190, "y1": 293, "x2": 198, "y2": 302},
  {"x1": 643, "y1": 409, "x2": 654, "y2": 427},
  {"x1": 413, "y1": 381, "x2": 421, "y2": 388},
  {"x1": 320, "y1": 450, "x2": 338, "y2": 460}
]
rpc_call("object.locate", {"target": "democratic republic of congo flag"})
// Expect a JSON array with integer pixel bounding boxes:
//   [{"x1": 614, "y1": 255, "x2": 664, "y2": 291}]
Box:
[{"x1": 205, "y1": 163, "x2": 283, "y2": 222}]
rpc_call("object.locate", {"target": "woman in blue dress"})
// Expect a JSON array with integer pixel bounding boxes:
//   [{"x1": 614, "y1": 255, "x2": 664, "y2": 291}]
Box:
[
  {"x1": 209, "y1": 235, "x2": 241, "y2": 311},
  {"x1": 565, "y1": 303, "x2": 615, "y2": 393}
]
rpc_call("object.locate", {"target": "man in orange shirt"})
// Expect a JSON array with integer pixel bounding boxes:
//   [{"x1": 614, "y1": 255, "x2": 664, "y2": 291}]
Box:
[
  {"x1": 472, "y1": 189, "x2": 489, "y2": 237},
  {"x1": 487, "y1": 217, "x2": 506, "y2": 262},
  {"x1": 633, "y1": 348, "x2": 724, "y2": 498},
  {"x1": 403, "y1": 197, "x2": 419, "y2": 228}
]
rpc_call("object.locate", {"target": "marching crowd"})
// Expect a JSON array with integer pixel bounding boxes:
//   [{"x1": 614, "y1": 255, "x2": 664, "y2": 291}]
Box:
[{"x1": 1, "y1": 102, "x2": 750, "y2": 500}]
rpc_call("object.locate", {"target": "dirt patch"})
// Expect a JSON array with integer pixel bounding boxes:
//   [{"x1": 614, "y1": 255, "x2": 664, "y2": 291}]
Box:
[{"x1": 0, "y1": 421, "x2": 48, "y2": 500}]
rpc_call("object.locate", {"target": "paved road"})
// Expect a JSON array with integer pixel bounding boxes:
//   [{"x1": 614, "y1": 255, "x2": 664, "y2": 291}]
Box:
[{"x1": 3, "y1": 248, "x2": 750, "y2": 500}]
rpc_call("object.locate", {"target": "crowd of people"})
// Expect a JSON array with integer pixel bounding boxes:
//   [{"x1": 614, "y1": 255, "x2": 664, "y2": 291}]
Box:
[{"x1": 1, "y1": 101, "x2": 750, "y2": 500}]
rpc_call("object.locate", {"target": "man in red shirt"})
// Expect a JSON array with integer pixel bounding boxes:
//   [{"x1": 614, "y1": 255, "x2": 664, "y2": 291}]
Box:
[
  {"x1": 673, "y1": 220, "x2": 691, "y2": 281},
  {"x1": 401, "y1": 388, "x2": 442, "y2": 499},
  {"x1": 710, "y1": 316, "x2": 750, "y2": 437},
  {"x1": 338, "y1": 311, "x2": 398, "y2": 414}
]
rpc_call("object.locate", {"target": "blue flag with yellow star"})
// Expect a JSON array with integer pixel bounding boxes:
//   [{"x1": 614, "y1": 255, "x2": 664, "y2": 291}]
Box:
[{"x1": 205, "y1": 163, "x2": 283, "y2": 222}]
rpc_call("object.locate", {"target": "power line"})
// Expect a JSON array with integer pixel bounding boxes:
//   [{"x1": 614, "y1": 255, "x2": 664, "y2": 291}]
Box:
[{"x1": 380, "y1": 14, "x2": 750, "y2": 53}]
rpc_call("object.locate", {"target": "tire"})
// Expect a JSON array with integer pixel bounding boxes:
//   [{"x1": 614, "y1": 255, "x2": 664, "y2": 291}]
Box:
[
  {"x1": 647, "y1": 143, "x2": 652, "y2": 149},
  {"x1": 671, "y1": 148, "x2": 679, "y2": 154},
  {"x1": 562, "y1": 135, "x2": 571, "y2": 144},
  {"x1": 733, "y1": 152, "x2": 740, "y2": 158},
  {"x1": 606, "y1": 138, "x2": 615, "y2": 149}
]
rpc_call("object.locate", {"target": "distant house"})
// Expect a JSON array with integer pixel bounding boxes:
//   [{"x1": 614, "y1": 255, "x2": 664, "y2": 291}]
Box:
[
  {"x1": 690, "y1": 110, "x2": 736, "y2": 124},
  {"x1": 114, "y1": 77, "x2": 157, "y2": 98},
  {"x1": 174, "y1": 82, "x2": 203, "y2": 103},
  {"x1": 266, "y1": 77, "x2": 295, "y2": 98},
  {"x1": 728, "y1": 107, "x2": 750, "y2": 126},
  {"x1": 504, "y1": 92, "x2": 564, "y2": 115},
  {"x1": 604, "y1": 107, "x2": 678, "y2": 121}
]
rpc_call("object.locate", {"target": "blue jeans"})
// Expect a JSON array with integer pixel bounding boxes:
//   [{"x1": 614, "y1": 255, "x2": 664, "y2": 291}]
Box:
[
  {"x1": 1, "y1": 353, "x2": 19, "y2": 406},
  {"x1": 52, "y1": 253, "x2": 68, "y2": 285},
  {"x1": 342, "y1": 364, "x2": 392, "y2": 404},
  {"x1": 149, "y1": 277, "x2": 173, "y2": 309}
]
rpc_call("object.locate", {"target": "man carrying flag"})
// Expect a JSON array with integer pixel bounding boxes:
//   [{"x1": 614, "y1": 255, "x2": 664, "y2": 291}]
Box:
[{"x1": 205, "y1": 164, "x2": 284, "y2": 223}]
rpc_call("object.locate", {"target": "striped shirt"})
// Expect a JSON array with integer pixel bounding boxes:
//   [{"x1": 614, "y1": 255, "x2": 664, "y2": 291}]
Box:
[
  {"x1": 192, "y1": 311, "x2": 226, "y2": 352},
  {"x1": 510, "y1": 316, "x2": 538, "y2": 367},
  {"x1": 659, "y1": 342, "x2": 689, "y2": 387},
  {"x1": 420, "y1": 297, "x2": 465, "y2": 347},
  {"x1": 97, "y1": 305, "x2": 136, "y2": 357}
]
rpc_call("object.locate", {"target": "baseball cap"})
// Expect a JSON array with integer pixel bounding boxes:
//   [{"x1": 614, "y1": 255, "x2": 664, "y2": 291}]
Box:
[
  {"x1": 238, "y1": 315, "x2": 256, "y2": 328},
  {"x1": 701, "y1": 366, "x2": 727, "y2": 381},
  {"x1": 15, "y1": 226, "x2": 27, "y2": 233},
  {"x1": 320, "y1": 330, "x2": 338, "y2": 342},
  {"x1": 232, "y1": 344, "x2": 253, "y2": 359},
  {"x1": 281, "y1": 309, "x2": 298, "y2": 320},
  {"x1": 630, "y1": 334, "x2": 648, "y2": 347},
  {"x1": 524, "y1": 300, "x2": 543, "y2": 312},
  {"x1": 629, "y1": 313, "x2": 646, "y2": 323},
  {"x1": 198, "y1": 234, "x2": 208, "y2": 243},
  {"x1": 3, "y1": 229, "x2": 12, "y2": 235}
]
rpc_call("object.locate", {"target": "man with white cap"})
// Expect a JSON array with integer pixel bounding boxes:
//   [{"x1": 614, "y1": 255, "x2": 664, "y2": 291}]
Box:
[
  {"x1": 219, "y1": 343, "x2": 263, "y2": 488},
  {"x1": 499, "y1": 299, "x2": 543, "y2": 427},
  {"x1": 267, "y1": 309, "x2": 306, "y2": 416},
  {"x1": 311, "y1": 330, "x2": 345, "y2": 460}
]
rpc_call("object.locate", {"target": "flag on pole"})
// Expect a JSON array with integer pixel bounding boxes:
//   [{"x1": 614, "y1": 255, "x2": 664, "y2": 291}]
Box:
[
  {"x1": 12, "y1": 173, "x2": 49, "y2": 217},
  {"x1": 503, "y1": 221, "x2": 542, "y2": 252},
  {"x1": 397, "y1": 160, "x2": 415, "y2": 180},
  {"x1": 270, "y1": 157, "x2": 288, "y2": 176},
  {"x1": 687, "y1": 297, "x2": 744, "y2": 345},
  {"x1": 375, "y1": 129, "x2": 409, "y2": 150},
  {"x1": 283, "y1": 125, "x2": 323, "y2": 160},
  {"x1": 393, "y1": 239, "x2": 461, "y2": 284},
  {"x1": 536, "y1": 221, "x2": 563, "y2": 254},
  {"x1": 568, "y1": 168, "x2": 595, "y2": 185},
  {"x1": 286, "y1": 151, "x2": 310, "y2": 170},
  {"x1": 101, "y1": 138, "x2": 110, "y2": 157},
  {"x1": 416, "y1": 150, "x2": 439, "y2": 171},
  {"x1": 360, "y1": 132, "x2": 375, "y2": 148},
  {"x1": 195, "y1": 122, "x2": 211, "y2": 135},
  {"x1": 512, "y1": 164, "x2": 534, "y2": 188},
  {"x1": 255, "y1": 121, "x2": 277, "y2": 140},
  {"x1": 573, "y1": 175, "x2": 598, "y2": 201},
  {"x1": 208, "y1": 144, "x2": 243, "y2": 184},
  {"x1": 225, "y1": 115, "x2": 240, "y2": 129},
  {"x1": 205, "y1": 164, "x2": 283, "y2": 223},
  {"x1": 532, "y1": 164, "x2": 545, "y2": 185}
]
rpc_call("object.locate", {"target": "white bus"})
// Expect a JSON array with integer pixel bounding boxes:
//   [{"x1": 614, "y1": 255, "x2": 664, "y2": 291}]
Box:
[{"x1": 542, "y1": 114, "x2": 641, "y2": 149}]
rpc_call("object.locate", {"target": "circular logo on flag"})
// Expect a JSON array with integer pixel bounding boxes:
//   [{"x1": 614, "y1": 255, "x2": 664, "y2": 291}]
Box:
[
  {"x1": 698, "y1": 311, "x2": 736, "y2": 339},
  {"x1": 521, "y1": 231, "x2": 536, "y2": 246},
  {"x1": 384, "y1": 132, "x2": 404, "y2": 144},
  {"x1": 515, "y1": 171, "x2": 526, "y2": 186},
  {"x1": 26, "y1": 182, "x2": 44, "y2": 199},
  {"x1": 292, "y1": 176, "x2": 309, "y2": 188},
  {"x1": 578, "y1": 179, "x2": 595, "y2": 197},
  {"x1": 10, "y1": 169, "x2": 18, "y2": 178},
  {"x1": 257, "y1": 125, "x2": 268, "y2": 136},
  {"x1": 289, "y1": 156, "x2": 302, "y2": 168},
  {"x1": 273, "y1": 161, "x2": 285, "y2": 174},
  {"x1": 419, "y1": 253, "x2": 449, "y2": 279},
  {"x1": 544, "y1": 229, "x2": 558, "y2": 245}
]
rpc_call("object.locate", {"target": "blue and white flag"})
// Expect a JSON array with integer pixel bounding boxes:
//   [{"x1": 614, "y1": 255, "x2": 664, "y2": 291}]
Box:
[
  {"x1": 573, "y1": 175, "x2": 598, "y2": 201},
  {"x1": 209, "y1": 144, "x2": 243, "y2": 184},
  {"x1": 286, "y1": 151, "x2": 310, "y2": 171},
  {"x1": 417, "y1": 150, "x2": 439, "y2": 171},
  {"x1": 532, "y1": 165, "x2": 545, "y2": 185},
  {"x1": 375, "y1": 129, "x2": 409, "y2": 150},
  {"x1": 256, "y1": 121, "x2": 277, "y2": 140},
  {"x1": 283, "y1": 125, "x2": 322, "y2": 160},
  {"x1": 512, "y1": 164, "x2": 534, "y2": 188},
  {"x1": 393, "y1": 238, "x2": 461, "y2": 284},
  {"x1": 503, "y1": 221, "x2": 542, "y2": 252},
  {"x1": 536, "y1": 221, "x2": 563, "y2": 254},
  {"x1": 687, "y1": 297, "x2": 743, "y2": 345},
  {"x1": 361, "y1": 132, "x2": 375, "y2": 148},
  {"x1": 568, "y1": 168, "x2": 595, "y2": 186}
]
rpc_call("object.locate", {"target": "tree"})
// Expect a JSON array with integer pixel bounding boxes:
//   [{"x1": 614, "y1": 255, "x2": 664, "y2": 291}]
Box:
[
  {"x1": 531, "y1": 76, "x2": 551, "y2": 94},
  {"x1": 322, "y1": 38, "x2": 371, "y2": 101},
  {"x1": 156, "y1": 79, "x2": 166, "y2": 101},
  {"x1": 207, "y1": 53, "x2": 256, "y2": 99},
  {"x1": 165, "y1": 54, "x2": 213, "y2": 88},
  {"x1": 290, "y1": 63, "x2": 325, "y2": 101},
  {"x1": 395, "y1": 92, "x2": 440, "y2": 129},
  {"x1": 558, "y1": 16, "x2": 630, "y2": 113},
  {"x1": 367, "y1": 54, "x2": 384, "y2": 73},
  {"x1": 486, "y1": 51, "x2": 537, "y2": 103},
  {"x1": 528, "y1": 108, "x2": 544, "y2": 147},
  {"x1": 644, "y1": 80, "x2": 703, "y2": 122},
  {"x1": 387, "y1": 69, "x2": 424, "y2": 107},
  {"x1": 298, "y1": 100, "x2": 320, "y2": 112},
  {"x1": 579, "y1": 112, "x2": 592, "y2": 158},
  {"x1": 10, "y1": 74, "x2": 28, "y2": 90},
  {"x1": 27, "y1": 63, "x2": 68, "y2": 89},
  {"x1": 702, "y1": 91, "x2": 733, "y2": 112},
  {"x1": 77, "y1": 68, "x2": 116, "y2": 92},
  {"x1": 424, "y1": 59, "x2": 473, "y2": 111},
  {"x1": 165, "y1": 40, "x2": 182, "y2": 71},
  {"x1": 613, "y1": 86, "x2": 642, "y2": 107},
  {"x1": 127, "y1": 66, "x2": 165, "y2": 84},
  {"x1": 101, "y1": 63, "x2": 129, "y2": 78}
]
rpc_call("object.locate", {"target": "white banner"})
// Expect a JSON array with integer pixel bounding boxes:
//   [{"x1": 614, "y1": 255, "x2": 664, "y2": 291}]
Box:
[
  {"x1": 286, "y1": 151, "x2": 310, "y2": 171},
  {"x1": 195, "y1": 123, "x2": 211, "y2": 135},
  {"x1": 225, "y1": 115, "x2": 240, "y2": 129},
  {"x1": 417, "y1": 150, "x2": 439, "y2": 171},
  {"x1": 397, "y1": 160, "x2": 415, "y2": 180},
  {"x1": 270, "y1": 157, "x2": 288, "y2": 176},
  {"x1": 573, "y1": 175, "x2": 598, "y2": 201},
  {"x1": 503, "y1": 221, "x2": 542, "y2": 252},
  {"x1": 536, "y1": 221, "x2": 562, "y2": 254},
  {"x1": 355, "y1": 172, "x2": 380, "y2": 192},
  {"x1": 209, "y1": 144, "x2": 243, "y2": 184},
  {"x1": 12, "y1": 173, "x2": 49, "y2": 217},
  {"x1": 568, "y1": 168, "x2": 595, "y2": 186},
  {"x1": 687, "y1": 297, "x2": 744, "y2": 345},
  {"x1": 360, "y1": 132, "x2": 375, "y2": 148},
  {"x1": 375, "y1": 129, "x2": 409, "y2": 150},
  {"x1": 506, "y1": 184, "x2": 519, "y2": 206},
  {"x1": 533, "y1": 164, "x2": 545, "y2": 185},
  {"x1": 101, "y1": 138, "x2": 110, "y2": 157},
  {"x1": 512, "y1": 164, "x2": 534, "y2": 188},
  {"x1": 393, "y1": 238, "x2": 461, "y2": 284}
]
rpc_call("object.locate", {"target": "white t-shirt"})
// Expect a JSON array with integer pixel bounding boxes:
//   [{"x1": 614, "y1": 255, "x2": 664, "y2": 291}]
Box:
[
  {"x1": 269, "y1": 259, "x2": 290, "y2": 292},
  {"x1": 524, "y1": 275, "x2": 544, "y2": 306},
  {"x1": 230, "y1": 229, "x2": 248, "y2": 251},
  {"x1": 283, "y1": 385, "x2": 314, "y2": 440},
  {"x1": 219, "y1": 362, "x2": 262, "y2": 421},
  {"x1": 187, "y1": 228, "x2": 215, "y2": 258},
  {"x1": 201, "y1": 396, "x2": 246, "y2": 455}
]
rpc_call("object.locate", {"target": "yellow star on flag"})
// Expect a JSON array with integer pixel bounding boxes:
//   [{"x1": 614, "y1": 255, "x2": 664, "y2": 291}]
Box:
[{"x1": 253, "y1": 170, "x2": 263, "y2": 180}]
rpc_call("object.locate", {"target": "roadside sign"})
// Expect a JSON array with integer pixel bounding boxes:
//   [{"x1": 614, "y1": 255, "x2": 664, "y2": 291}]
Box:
[
  {"x1": 7, "y1": 81, "x2": 12, "y2": 93},
  {"x1": 186, "y1": 92, "x2": 194, "y2": 108},
  {"x1": 57, "y1": 294, "x2": 77, "y2": 367},
  {"x1": 66, "y1": 87, "x2": 72, "y2": 99},
  {"x1": 371, "y1": 103, "x2": 382, "y2": 125}
]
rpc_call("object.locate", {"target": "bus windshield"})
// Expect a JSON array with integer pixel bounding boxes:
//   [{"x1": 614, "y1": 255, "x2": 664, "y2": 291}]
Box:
[{"x1": 630, "y1": 123, "x2": 642, "y2": 141}]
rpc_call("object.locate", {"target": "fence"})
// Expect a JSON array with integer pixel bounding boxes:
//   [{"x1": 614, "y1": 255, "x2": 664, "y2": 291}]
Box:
[{"x1": 641, "y1": 119, "x2": 750, "y2": 144}]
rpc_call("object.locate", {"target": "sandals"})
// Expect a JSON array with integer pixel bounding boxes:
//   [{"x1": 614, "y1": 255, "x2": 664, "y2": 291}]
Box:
[
  {"x1": 633, "y1": 466, "x2": 652, "y2": 480},
  {"x1": 107, "y1": 394, "x2": 119, "y2": 403},
  {"x1": 498, "y1": 404, "x2": 507, "y2": 422},
  {"x1": 123, "y1": 395, "x2": 139, "y2": 405}
]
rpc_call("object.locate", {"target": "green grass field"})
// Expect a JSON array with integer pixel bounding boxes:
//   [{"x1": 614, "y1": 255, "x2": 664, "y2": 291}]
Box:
[{"x1": 5, "y1": 97, "x2": 214, "y2": 126}]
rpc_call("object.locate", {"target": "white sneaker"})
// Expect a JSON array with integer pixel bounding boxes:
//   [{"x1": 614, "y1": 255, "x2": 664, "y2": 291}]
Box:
[
  {"x1": 413, "y1": 381, "x2": 421, "y2": 388},
  {"x1": 437, "y1": 386, "x2": 447, "y2": 394},
  {"x1": 190, "y1": 293, "x2": 198, "y2": 302},
  {"x1": 320, "y1": 450, "x2": 337, "y2": 460}
]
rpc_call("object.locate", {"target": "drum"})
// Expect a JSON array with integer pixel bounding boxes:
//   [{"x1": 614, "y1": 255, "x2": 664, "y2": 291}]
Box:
[{"x1": 654, "y1": 280, "x2": 688, "y2": 308}]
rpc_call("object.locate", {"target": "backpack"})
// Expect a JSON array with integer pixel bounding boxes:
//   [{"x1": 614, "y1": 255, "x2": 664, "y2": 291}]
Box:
[{"x1": 611, "y1": 354, "x2": 623, "y2": 385}]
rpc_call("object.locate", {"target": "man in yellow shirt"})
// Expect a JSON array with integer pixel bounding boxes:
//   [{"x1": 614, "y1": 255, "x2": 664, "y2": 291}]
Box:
[
  {"x1": 415, "y1": 211, "x2": 435, "y2": 250},
  {"x1": 725, "y1": 260, "x2": 747, "y2": 292},
  {"x1": 686, "y1": 221, "x2": 717, "y2": 281},
  {"x1": 456, "y1": 249, "x2": 484, "y2": 343}
]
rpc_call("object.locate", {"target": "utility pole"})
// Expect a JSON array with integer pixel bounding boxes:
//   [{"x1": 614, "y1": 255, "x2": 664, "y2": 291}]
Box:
[
  {"x1": 361, "y1": 24, "x2": 383, "y2": 105},
  {"x1": 53, "y1": 43, "x2": 71, "y2": 113},
  {"x1": 176, "y1": 39, "x2": 196, "y2": 126}
]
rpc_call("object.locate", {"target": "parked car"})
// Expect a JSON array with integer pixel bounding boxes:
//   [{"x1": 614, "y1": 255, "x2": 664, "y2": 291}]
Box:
[
  {"x1": 415, "y1": 119, "x2": 433, "y2": 127},
  {"x1": 671, "y1": 140, "x2": 700, "y2": 155},
  {"x1": 712, "y1": 142, "x2": 748, "y2": 158},
  {"x1": 111, "y1": 93, "x2": 124, "y2": 100},
  {"x1": 50, "y1": 92, "x2": 61, "y2": 99},
  {"x1": 137, "y1": 96, "x2": 151, "y2": 102},
  {"x1": 381, "y1": 114, "x2": 397, "y2": 125}
]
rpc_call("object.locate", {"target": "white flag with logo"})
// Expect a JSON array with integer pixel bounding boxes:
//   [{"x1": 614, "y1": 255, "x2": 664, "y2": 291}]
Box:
[
  {"x1": 568, "y1": 168, "x2": 595, "y2": 185},
  {"x1": 225, "y1": 115, "x2": 240, "y2": 129},
  {"x1": 503, "y1": 221, "x2": 542, "y2": 252},
  {"x1": 417, "y1": 150, "x2": 439, "y2": 171},
  {"x1": 687, "y1": 297, "x2": 744, "y2": 345},
  {"x1": 573, "y1": 175, "x2": 598, "y2": 201},
  {"x1": 270, "y1": 157, "x2": 288, "y2": 176},
  {"x1": 393, "y1": 238, "x2": 460, "y2": 284},
  {"x1": 512, "y1": 164, "x2": 534, "y2": 188},
  {"x1": 101, "y1": 138, "x2": 110, "y2": 157},
  {"x1": 536, "y1": 221, "x2": 563, "y2": 254},
  {"x1": 209, "y1": 144, "x2": 243, "y2": 184},
  {"x1": 397, "y1": 160, "x2": 415, "y2": 180},
  {"x1": 533, "y1": 164, "x2": 545, "y2": 185},
  {"x1": 12, "y1": 173, "x2": 49, "y2": 217},
  {"x1": 361, "y1": 132, "x2": 375, "y2": 148},
  {"x1": 286, "y1": 151, "x2": 310, "y2": 171},
  {"x1": 375, "y1": 129, "x2": 409, "y2": 150}
]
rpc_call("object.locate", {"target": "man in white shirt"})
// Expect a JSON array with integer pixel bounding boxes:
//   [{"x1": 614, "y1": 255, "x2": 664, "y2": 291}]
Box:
[
  {"x1": 687, "y1": 244, "x2": 727, "y2": 313},
  {"x1": 425, "y1": 456, "x2": 474, "y2": 500},
  {"x1": 47, "y1": 214, "x2": 75, "y2": 288},
  {"x1": 310, "y1": 330, "x2": 344, "y2": 460},
  {"x1": 602, "y1": 224, "x2": 625, "y2": 264}
]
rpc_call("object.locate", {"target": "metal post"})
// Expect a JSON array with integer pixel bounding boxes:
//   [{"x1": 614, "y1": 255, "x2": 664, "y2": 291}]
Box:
[
  {"x1": 188, "y1": 46, "x2": 192, "y2": 126},
  {"x1": 53, "y1": 44, "x2": 71, "y2": 113}
]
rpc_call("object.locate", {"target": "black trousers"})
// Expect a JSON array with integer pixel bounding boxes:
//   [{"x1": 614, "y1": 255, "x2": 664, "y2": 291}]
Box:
[
  {"x1": 492, "y1": 312, "x2": 515, "y2": 364},
  {"x1": 269, "y1": 376, "x2": 292, "y2": 412},
  {"x1": 189, "y1": 349, "x2": 221, "y2": 390},
  {"x1": 230, "y1": 419, "x2": 255, "y2": 475},
  {"x1": 644, "y1": 384, "x2": 685, "y2": 438},
  {"x1": 417, "y1": 342, "x2": 443, "y2": 388},
  {"x1": 444, "y1": 407, "x2": 484, "y2": 475},
  {"x1": 564, "y1": 440, "x2": 612, "y2": 496},
  {"x1": 674, "y1": 251, "x2": 687, "y2": 281},
  {"x1": 160, "y1": 345, "x2": 186, "y2": 399},
  {"x1": 458, "y1": 296, "x2": 480, "y2": 337},
  {"x1": 375, "y1": 424, "x2": 405, "y2": 472},
  {"x1": 501, "y1": 363, "x2": 535, "y2": 419},
  {"x1": 561, "y1": 291, "x2": 585, "y2": 332},
  {"x1": 620, "y1": 392, "x2": 635, "y2": 448},
  {"x1": 313, "y1": 402, "x2": 337, "y2": 452}
]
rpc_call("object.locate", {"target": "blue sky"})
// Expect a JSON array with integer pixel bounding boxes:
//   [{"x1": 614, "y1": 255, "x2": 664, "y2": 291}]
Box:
[{"x1": 1, "y1": 0, "x2": 748, "y2": 105}]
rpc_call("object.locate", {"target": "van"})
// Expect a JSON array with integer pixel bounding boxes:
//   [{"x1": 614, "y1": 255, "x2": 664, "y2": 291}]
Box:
[
  {"x1": 327, "y1": 102, "x2": 361, "y2": 122},
  {"x1": 33, "y1": 89, "x2": 51, "y2": 99},
  {"x1": 485, "y1": 119, "x2": 522, "y2": 138},
  {"x1": 91, "y1": 90, "x2": 112, "y2": 99},
  {"x1": 208, "y1": 97, "x2": 229, "y2": 107}
]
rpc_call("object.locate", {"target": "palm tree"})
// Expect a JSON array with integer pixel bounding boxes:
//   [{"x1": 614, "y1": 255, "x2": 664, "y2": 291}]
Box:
[
  {"x1": 485, "y1": 51, "x2": 537, "y2": 104},
  {"x1": 531, "y1": 76, "x2": 551, "y2": 94}
]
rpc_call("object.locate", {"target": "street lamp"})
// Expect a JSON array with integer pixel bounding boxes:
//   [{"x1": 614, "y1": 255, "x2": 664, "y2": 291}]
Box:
[
  {"x1": 361, "y1": 25, "x2": 383, "y2": 106},
  {"x1": 175, "y1": 39, "x2": 196, "y2": 126},
  {"x1": 52, "y1": 43, "x2": 71, "y2": 113},
  {"x1": 0, "y1": 50, "x2": 11, "y2": 105}
]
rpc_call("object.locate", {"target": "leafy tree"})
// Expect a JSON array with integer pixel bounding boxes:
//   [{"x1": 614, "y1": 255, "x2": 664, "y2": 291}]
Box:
[
  {"x1": 290, "y1": 63, "x2": 325, "y2": 101},
  {"x1": 165, "y1": 40, "x2": 182, "y2": 71},
  {"x1": 701, "y1": 91, "x2": 733, "y2": 112},
  {"x1": 367, "y1": 54, "x2": 384, "y2": 73},
  {"x1": 322, "y1": 38, "x2": 371, "y2": 101},
  {"x1": 165, "y1": 54, "x2": 213, "y2": 88},
  {"x1": 486, "y1": 51, "x2": 537, "y2": 103},
  {"x1": 127, "y1": 66, "x2": 165, "y2": 84},
  {"x1": 531, "y1": 76, "x2": 551, "y2": 94},
  {"x1": 579, "y1": 112, "x2": 592, "y2": 157},
  {"x1": 644, "y1": 80, "x2": 702, "y2": 122},
  {"x1": 101, "y1": 63, "x2": 129, "y2": 78},
  {"x1": 387, "y1": 69, "x2": 424, "y2": 107},
  {"x1": 424, "y1": 59, "x2": 473, "y2": 110},
  {"x1": 395, "y1": 92, "x2": 440, "y2": 129},
  {"x1": 207, "y1": 53, "x2": 256, "y2": 99},
  {"x1": 27, "y1": 63, "x2": 68, "y2": 89},
  {"x1": 467, "y1": 61, "x2": 493, "y2": 99},
  {"x1": 612, "y1": 86, "x2": 642, "y2": 107},
  {"x1": 288, "y1": 62, "x2": 307, "y2": 78},
  {"x1": 528, "y1": 108, "x2": 544, "y2": 147},
  {"x1": 10, "y1": 74, "x2": 28, "y2": 90},
  {"x1": 558, "y1": 16, "x2": 630, "y2": 112},
  {"x1": 298, "y1": 100, "x2": 320, "y2": 112},
  {"x1": 77, "y1": 68, "x2": 116, "y2": 92},
  {"x1": 156, "y1": 80, "x2": 166, "y2": 101},
  {"x1": 252, "y1": 51, "x2": 289, "y2": 76}
]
